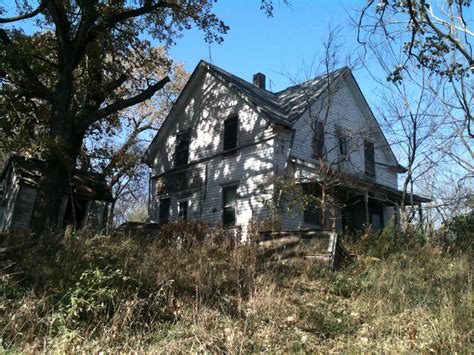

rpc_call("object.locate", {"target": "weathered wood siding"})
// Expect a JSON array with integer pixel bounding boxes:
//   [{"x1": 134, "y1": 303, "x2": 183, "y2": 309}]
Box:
[
  {"x1": 150, "y1": 71, "x2": 400, "y2": 236},
  {"x1": 11, "y1": 186, "x2": 37, "y2": 230},
  {"x1": 150, "y1": 72, "x2": 275, "y2": 239},
  {"x1": 0, "y1": 167, "x2": 20, "y2": 231},
  {"x1": 289, "y1": 76, "x2": 398, "y2": 189},
  {"x1": 83, "y1": 200, "x2": 108, "y2": 233},
  {"x1": 273, "y1": 77, "x2": 399, "y2": 231}
]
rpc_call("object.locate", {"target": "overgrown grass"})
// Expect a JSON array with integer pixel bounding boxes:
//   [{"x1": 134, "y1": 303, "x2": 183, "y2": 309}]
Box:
[{"x1": 1, "y1": 221, "x2": 472, "y2": 352}]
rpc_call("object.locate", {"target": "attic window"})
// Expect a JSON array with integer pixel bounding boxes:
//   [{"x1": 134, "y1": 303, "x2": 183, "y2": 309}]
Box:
[
  {"x1": 175, "y1": 131, "x2": 190, "y2": 167},
  {"x1": 222, "y1": 185, "x2": 237, "y2": 226},
  {"x1": 223, "y1": 115, "x2": 238, "y2": 153},
  {"x1": 312, "y1": 120, "x2": 325, "y2": 159},
  {"x1": 364, "y1": 140, "x2": 376, "y2": 176}
]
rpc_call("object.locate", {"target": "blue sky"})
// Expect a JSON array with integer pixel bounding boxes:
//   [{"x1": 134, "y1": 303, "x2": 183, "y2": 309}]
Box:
[{"x1": 166, "y1": 1, "x2": 369, "y2": 92}]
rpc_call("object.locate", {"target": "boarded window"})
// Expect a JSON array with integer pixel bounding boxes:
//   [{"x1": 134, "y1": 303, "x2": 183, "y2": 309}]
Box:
[
  {"x1": 222, "y1": 185, "x2": 237, "y2": 226},
  {"x1": 312, "y1": 120, "x2": 325, "y2": 158},
  {"x1": 159, "y1": 197, "x2": 171, "y2": 223},
  {"x1": 175, "y1": 132, "x2": 190, "y2": 167},
  {"x1": 223, "y1": 115, "x2": 238, "y2": 152},
  {"x1": 178, "y1": 200, "x2": 188, "y2": 220},
  {"x1": 364, "y1": 140, "x2": 376, "y2": 176}
]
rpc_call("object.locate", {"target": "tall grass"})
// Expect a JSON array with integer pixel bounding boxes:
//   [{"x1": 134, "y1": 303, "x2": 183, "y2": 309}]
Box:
[{"x1": 0, "y1": 221, "x2": 472, "y2": 352}]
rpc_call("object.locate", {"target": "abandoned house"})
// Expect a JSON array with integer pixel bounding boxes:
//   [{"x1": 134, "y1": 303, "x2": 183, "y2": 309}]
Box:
[
  {"x1": 0, "y1": 155, "x2": 112, "y2": 232},
  {"x1": 143, "y1": 60, "x2": 429, "y2": 241}
]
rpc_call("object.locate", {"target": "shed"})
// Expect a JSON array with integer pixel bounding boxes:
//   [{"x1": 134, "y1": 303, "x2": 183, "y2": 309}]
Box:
[{"x1": 0, "y1": 155, "x2": 113, "y2": 233}]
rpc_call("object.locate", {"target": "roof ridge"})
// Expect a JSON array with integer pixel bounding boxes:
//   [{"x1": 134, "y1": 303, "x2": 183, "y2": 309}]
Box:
[{"x1": 275, "y1": 66, "x2": 349, "y2": 95}]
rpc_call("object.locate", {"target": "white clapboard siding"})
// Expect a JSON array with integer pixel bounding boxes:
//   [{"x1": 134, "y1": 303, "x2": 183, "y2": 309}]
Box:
[
  {"x1": 150, "y1": 68, "x2": 401, "y2": 237},
  {"x1": 289, "y1": 76, "x2": 398, "y2": 189}
]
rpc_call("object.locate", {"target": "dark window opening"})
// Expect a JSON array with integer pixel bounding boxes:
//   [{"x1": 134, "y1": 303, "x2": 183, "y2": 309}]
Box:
[
  {"x1": 175, "y1": 131, "x2": 190, "y2": 167},
  {"x1": 364, "y1": 140, "x2": 376, "y2": 176},
  {"x1": 222, "y1": 185, "x2": 237, "y2": 226},
  {"x1": 302, "y1": 184, "x2": 322, "y2": 226},
  {"x1": 178, "y1": 200, "x2": 188, "y2": 220},
  {"x1": 304, "y1": 203, "x2": 322, "y2": 226},
  {"x1": 338, "y1": 131, "x2": 348, "y2": 158},
  {"x1": 159, "y1": 197, "x2": 171, "y2": 223},
  {"x1": 312, "y1": 120, "x2": 325, "y2": 159},
  {"x1": 223, "y1": 115, "x2": 238, "y2": 152}
]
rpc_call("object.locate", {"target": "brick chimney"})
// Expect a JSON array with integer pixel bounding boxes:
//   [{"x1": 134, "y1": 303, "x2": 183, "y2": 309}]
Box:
[{"x1": 253, "y1": 73, "x2": 266, "y2": 90}]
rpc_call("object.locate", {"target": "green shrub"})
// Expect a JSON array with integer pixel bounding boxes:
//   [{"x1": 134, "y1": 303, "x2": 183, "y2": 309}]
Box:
[{"x1": 438, "y1": 211, "x2": 474, "y2": 253}]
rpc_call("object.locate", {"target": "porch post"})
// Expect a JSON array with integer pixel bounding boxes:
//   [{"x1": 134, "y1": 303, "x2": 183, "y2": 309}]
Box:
[
  {"x1": 364, "y1": 190, "x2": 369, "y2": 226},
  {"x1": 418, "y1": 204, "x2": 423, "y2": 227},
  {"x1": 395, "y1": 202, "x2": 400, "y2": 226}
]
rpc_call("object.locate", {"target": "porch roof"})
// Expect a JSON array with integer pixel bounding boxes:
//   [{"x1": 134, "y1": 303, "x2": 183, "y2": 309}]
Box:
[{"x1": 291, "y1": 157, "x2": 431, "y2": 205}]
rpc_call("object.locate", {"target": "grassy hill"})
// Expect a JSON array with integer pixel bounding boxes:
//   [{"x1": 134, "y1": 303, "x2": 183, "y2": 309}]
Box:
[{"x1": 1, "y1": 222, "x2": 472, "y2": 352}]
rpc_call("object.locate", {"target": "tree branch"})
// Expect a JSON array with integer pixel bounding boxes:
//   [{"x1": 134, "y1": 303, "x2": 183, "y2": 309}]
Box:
[
  {"x1": 0, "y1": 1, "x2": 46, "y2": 23},
  {"x1": 80, "y1": 76, "x2": 170, "y2": 128}
]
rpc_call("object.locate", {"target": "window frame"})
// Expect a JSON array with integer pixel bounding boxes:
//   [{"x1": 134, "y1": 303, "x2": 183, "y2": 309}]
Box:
[
  {"x1": 158, "y1": 197, "x2": 171, "y2": 223},
  {"x1": 223, "y1": 115, "x2": 239, "y2": 154},
  {"x1": 174, "y1": 131, "x2": 190, "y2": 168},
  {"x1": 178, "y1": 199, "x2": 189, "y2": 221},
  {"x1": 222, "y1": 185, "x2": 238, "y2": 227},
  {"x1": 364, "y1": 139, "x2": 376, "y2": 177},
  {"x1": 337, "y1": 128, "x2": 348, "y2": 159},
  {"x1": 303, "y1": 202, "x2": 322, "y2": 227}
]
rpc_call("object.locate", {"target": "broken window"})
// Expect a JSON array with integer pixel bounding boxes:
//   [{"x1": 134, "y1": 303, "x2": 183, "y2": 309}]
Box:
[
  {"x1": 364, "y1": 140, "x2": 376, "y2": 176},
  {"x1": 178, "y1": 200, "x2": 188, "y2": 220},
  {"x1": 159, "y1": 197, "x2": 171, "y2": 223},
  {"x1": 222, "y1": 185, "x2": 237, "y2": 226},
  {"x1": 312, "y1": 120, "x2": 325, "y2": 159},
  {"x1": 223, "y1": 115, "x2": 238, "y2": 152},
  {"x1": 175, "y1": 131, "x2": 190, "y2": 167}
]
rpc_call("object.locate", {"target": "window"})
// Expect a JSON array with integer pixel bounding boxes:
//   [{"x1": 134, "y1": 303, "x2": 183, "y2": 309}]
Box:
[
  {"x1": 364, "y1": 140, "x2": 375, "y2": 176},
  {"x1": 223, "y1": 115, "x2": 238, "y2": 152},
  {"x1": 337, "y1": 130, "x2": 348, "y2": 158},
  {"x1": 304, "y1": 202, "x2": 322, "y2": 226},
  {"x1": 222, "y1": 185, "x2": 237, "y2": 226},
  {"x1": 312, "y1": 120, "x2": 325, "y2": 158},
  {"x1": 178, "y1": 200, "x2": 188, "y2": 220},
  {"x1": 175, "y1": 131, "x2": 190, "y2": 167},
  {"x1": 159, "y1": 198, "x2": 171, "y2": 223}
]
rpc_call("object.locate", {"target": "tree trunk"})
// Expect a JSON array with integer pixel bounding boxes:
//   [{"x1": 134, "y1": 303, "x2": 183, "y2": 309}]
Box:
[
  {"x1": 107, "y1": 199, "x2": 117, "y2": 232},
  {"x1": 30, "y1": 124, "x2": 84, "y2": 234}
]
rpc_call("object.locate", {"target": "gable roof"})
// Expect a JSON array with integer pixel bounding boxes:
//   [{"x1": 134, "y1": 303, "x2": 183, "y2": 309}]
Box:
[
  {"x1": 1, "y1": 155, "x2": 113, "y2": 202},
  {"x1": 143, "y1": 60, "x2": 399, "y2": 167},
  {"x1": 206, "y1": 62, "x2": 349, "y2": 126}
]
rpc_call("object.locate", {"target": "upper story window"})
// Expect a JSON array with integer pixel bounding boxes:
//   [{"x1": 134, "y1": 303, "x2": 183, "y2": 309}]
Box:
[
  {"x1": 364, "y1": 140, "x2": 376, "y2": 176},
  {"x1": 312, "y1": 120, "x2": 325, "y2": 159},
  {"x1": 222, "y1": 185, "x2": 237, "y2": 226},
  {"x1": 223, "y1": 115, "x2": 238, "y2": 153},
  {"x1": 337, "y1": 129, "x2": 348, "y2": 159},
  {"x1": 175, "y1": 131, "x2": 190, "y2": 167}
]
